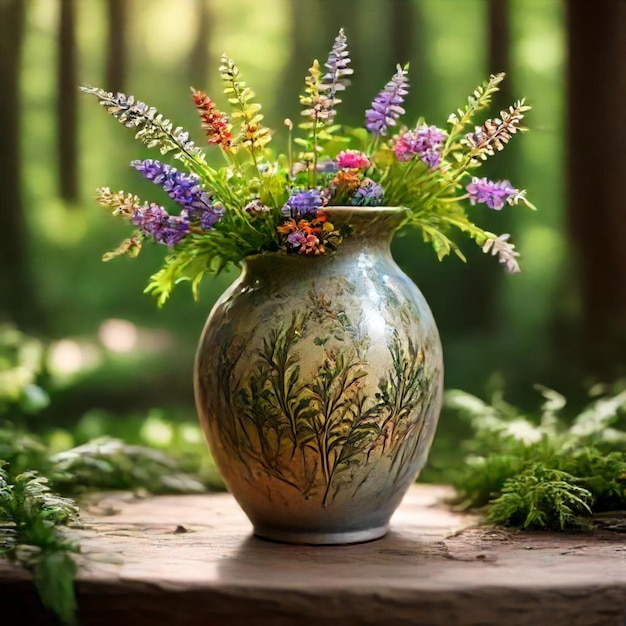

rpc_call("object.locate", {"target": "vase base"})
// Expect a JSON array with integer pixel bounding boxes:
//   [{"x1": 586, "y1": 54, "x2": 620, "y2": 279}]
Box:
[{"x1": 252, "y1": 524, "x2": 390, "y2": 545}]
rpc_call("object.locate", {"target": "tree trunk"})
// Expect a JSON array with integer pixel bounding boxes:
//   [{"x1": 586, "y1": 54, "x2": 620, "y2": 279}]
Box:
[
  {"x1": 390, "y1": 0, "x2": 432, "y2": 114},
  {"x1": 57, "y1": 0, "x2": 78, "y2": 203},
  {"x1": 105, "y1": 0, "x2": 127, "y2": 93},
  {"x1": 389, "y1": 0, "x2": 416, "y2": 68},
  {"x1": 488, "y1": 0, "x2": 511, "y2": 104},
  {"x1": 0, "y1": 0, "x2": 42, "y2": 329},
  {"x1": 567, "y1": 0, "x2": 626, "y2": 378},
  {"x1": 189, "y1": 0, "x2": 211, "y2": 89}
]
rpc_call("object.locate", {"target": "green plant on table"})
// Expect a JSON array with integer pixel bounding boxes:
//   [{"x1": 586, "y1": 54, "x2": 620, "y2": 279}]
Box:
[
  {"x1": 446, "y1": 385, "x2": 626, "y2": 530},
  {"x1": 0, "y1": 465, "x2": 79, "y2": 625}
]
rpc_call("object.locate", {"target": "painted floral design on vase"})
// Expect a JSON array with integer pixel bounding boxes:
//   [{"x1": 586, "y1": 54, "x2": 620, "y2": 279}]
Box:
[{"x1": 194, "y1": 207, "x2": 443, "y2": 544}]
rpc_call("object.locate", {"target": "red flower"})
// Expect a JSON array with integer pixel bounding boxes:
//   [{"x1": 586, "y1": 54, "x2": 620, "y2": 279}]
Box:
[{"x1": 191, "y1": 88, "x2": 232, "y2": 149}]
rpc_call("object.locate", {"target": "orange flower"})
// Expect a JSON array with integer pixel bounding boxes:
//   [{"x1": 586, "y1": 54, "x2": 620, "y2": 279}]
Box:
[
  {"x1": 277, "y1": 218, "x2": 298, "y2": 235},
  {"x1": 329, "y1": 170, "x2": 361, "y2": 203},
  {"x1": 191, "y1": 88, "x2": 232, "y2": 148},
  {"x1": 315, "y1": 210, "x2": 328, "y2": 224}
]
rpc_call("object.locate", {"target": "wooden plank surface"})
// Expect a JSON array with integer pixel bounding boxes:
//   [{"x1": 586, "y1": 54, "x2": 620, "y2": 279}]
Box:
[{"x1": 2, "y1": 485, "x2": 625, "y2": 625}]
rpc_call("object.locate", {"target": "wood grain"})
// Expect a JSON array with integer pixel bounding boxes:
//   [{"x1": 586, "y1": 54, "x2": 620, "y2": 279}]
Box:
[{"x1": 2, "y1": 486, "x2": 625, "y2": 625}]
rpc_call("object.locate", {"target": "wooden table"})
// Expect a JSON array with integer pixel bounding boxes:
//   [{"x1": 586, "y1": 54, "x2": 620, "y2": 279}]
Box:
[{"x1": 2, "y1": 485, "x2": 625, "y2": 625}]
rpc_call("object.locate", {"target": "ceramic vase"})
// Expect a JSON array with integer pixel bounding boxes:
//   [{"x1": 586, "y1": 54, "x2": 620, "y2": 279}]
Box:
[{"x1": 194, "y1": 207, "x2": 443, "y2": 544}]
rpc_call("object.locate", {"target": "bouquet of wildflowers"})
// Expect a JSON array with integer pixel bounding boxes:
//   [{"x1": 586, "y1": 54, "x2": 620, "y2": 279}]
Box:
[{"x1": 83, "y1": 29, "x2": 535, "y2": 305}]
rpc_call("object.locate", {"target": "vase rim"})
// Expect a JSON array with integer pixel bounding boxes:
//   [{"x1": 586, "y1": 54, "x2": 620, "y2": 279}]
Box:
[
  {"x1": 323, "y1": 205, "x2": 405, "y2": 214},
  {"x1": 243, "y1": 206, "x2": 405, "y2": 267}
]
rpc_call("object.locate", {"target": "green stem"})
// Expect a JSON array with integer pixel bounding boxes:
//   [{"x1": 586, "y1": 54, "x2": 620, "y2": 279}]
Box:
[{"x1": 308, "y1": 115, "x2": 319, "y2": 189}]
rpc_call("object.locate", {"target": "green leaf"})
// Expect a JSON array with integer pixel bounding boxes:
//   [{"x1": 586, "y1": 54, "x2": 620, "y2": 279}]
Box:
[{"x1": 35, "y1": 552, "x2": 77, "y2": 626}]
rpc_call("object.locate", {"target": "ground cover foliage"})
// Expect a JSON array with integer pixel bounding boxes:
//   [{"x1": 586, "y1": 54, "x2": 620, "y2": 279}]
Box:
[
  {"x1": 444, "y1": 385, "x2": 626, "y2": 530},
  {"x1": 0, "y1": 427, "x2": 213, "y2": 625}
]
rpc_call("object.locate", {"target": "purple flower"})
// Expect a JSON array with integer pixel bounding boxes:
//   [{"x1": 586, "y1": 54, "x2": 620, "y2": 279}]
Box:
[
  {"x1": 131, "y1": 203, "x2": 190, "y2": 247},
  {"x1": 184, "y1": 197, "x2": 223, "y2": 230},
  {"x1": 319, "y1": 28, "x2": 353, "y2": 123},
  {"x1": 131, "y1": 159, "x2": 222, "y2": 229},
  {"x1": 131, "y1": 203, "x2": 168, "y2": 235},
  {"x1": 157, "y1": 215, "x2": 191, "y2": 246},
  {"x1": 365, "y1": 65, "x2": 409, "y2": 137},
  {"x1": 131, "y1": 159, "x2": 201, "y2": 209},
  {"x1": 281, "y1": 189, "x2": 325, "y2": 219},
  {"x1": 466, "y1": 177, "x2": 519, "y2": 210},
  {"x1": 284, "y1": 226, "x2": 324, "y2": 255},
  {"x1": 351, "y1": 178, "x2": 384, "y2": 206},
  {"x1": 393, "y1": 125, "x2": 447, "y2": 168},
  {"x1": 187, "y1": 204, "x2": 223, "y2": 230},
  {"x1": 287, "y1": 231, "x2": 308, "y2": 248}
]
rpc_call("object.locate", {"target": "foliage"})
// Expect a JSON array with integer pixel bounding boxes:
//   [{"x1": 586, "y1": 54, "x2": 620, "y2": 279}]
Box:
[
  {"x1": 488, "y1": 465, "x2": 593, "y2": 530},
  {"x1": 0, "y1": 325, "x2": 50, "y2": 416},
  {"x1": 0, "y1": 423, "x2": 211, "y2": 624},
  {"x1": 0, "y1": 465, "x2": 79, "y2": 625},
  {"x1": 82, "y1": 28, "x2": 535, "y2": 304},
  {"x1": 50, "y1": 437, "x2": 206, "y2": 495},
  {"x1": 0, "y1": 326, "x2": 213, "y2": 623},
  {"x1": 446, "y1": 385, "x2": 626, "y2": 530}
]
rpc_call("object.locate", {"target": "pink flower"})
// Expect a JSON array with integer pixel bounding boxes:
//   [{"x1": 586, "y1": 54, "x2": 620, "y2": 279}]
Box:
[
  {"x1": 336, "y1": 150, "x2": 370, "y2": 170},
  {"x1": 392, "y1": 125, "x2": 446, "y2": 167}
]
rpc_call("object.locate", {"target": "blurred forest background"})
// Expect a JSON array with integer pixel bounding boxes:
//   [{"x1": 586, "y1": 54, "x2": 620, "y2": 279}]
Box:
[{"x1": 0, "y1": 0, "x2": 624, "y2": 463}]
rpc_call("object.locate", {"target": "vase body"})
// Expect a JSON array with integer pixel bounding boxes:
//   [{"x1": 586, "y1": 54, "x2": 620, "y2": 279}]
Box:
[{"x1": 194, "y1": 207, "x2": 443, "y2": 544}]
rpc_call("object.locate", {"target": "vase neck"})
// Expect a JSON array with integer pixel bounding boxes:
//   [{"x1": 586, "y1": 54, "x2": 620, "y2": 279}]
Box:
[
  {"x1": 323, "y1": 206, "x2": 406, "y2": 240},
  {"x1": 241, "y1": 207, "x2": 405, "y2": 284}
]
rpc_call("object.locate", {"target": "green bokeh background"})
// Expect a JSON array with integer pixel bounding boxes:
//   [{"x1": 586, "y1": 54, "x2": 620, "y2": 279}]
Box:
[{"x1": 6, "y1": 0, "x2": 573, "y2": 448}]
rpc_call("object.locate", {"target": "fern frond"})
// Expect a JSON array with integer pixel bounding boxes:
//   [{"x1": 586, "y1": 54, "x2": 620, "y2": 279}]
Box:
[
  {"x1": 439, "y1": 212, "x2": 490, "y2": 246},
  {"x1": 143, "y1": 235, "x2": 240, "y2": 306},
  {"x1": 569, "y1": 390, "x2": 626, "y2": 439},
  {"x1": 464, "y1": 99, "x2": 531, "y2": 160},
  {"x1": 102, "y1": 234, "x2": 144, "y2": 262},
  {"x1": 488, "y1": 465, "x2": 594, "y2": 530},
  {"x1": 298, "y1": 60, "x2": 325, "y2": 182},
  {"x1": 446, "y1": 72, "x2": 506, "y2": 137},
  {"x1": 50, "y1": 438, "x2": 206, "y2": 494},
  {"x1": 191, "y1": 88, "x2": 233, "y2": 149},
  {"x1": 0, "y1": 467, "x2": 80, "y2": 625},
  {"x1": 143, "y1": 256, "x2": 186, "y2": 306},
  {"x1": 95, "y1": 187, "x2": 141, "y2": 217},
  {"x1": 80, "y1": 86, "x2": 207, "y2": 173},
  {"x1": 414, "y1": 219, "x2": 465, "y2": 262},
  {"x1": 219, "y1": 55, "x2": 271, "y2": 157},
  {"x1": 300, "y1": 59, "x2": 324, "y2": 125},
  {"x1": 445, "y1": 386, "x2": 626, "y2": 529}
]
